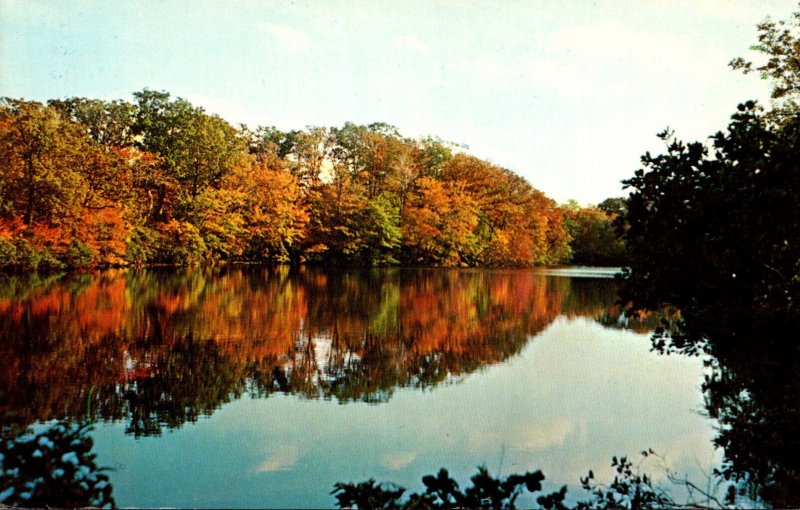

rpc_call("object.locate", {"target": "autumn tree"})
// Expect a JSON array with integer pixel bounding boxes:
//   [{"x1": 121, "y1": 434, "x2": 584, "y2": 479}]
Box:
[
  {"x1": 0, "y1": 99, "x2": 84, "y2": 228},
  {"x1": 0, "y1": 92, "x2": 571, "y2": 270},
  {"x1": 225, "y1": 155, "x2": 309, "y2": 262},
  {"x1": 0, "y1": 99, "x2": 133, "y2": 267},
  {"x1": 306, "y1": 164, "x2": 401, "y2": 265},
  {"x1": 401, "y1": 176, "x2": 479, "y2": 265},
  {"x1": 434, "y1": 154, "x2": 571, "y2": 266}
]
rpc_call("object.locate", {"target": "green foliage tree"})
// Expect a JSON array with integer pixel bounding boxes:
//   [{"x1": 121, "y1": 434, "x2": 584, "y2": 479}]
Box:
[
  {"x1": 285, "y1": 126, "x2": 335, "y2": 186},
  {"x1": 596, "y1": 197, "x2": 627, "y2": 217},
  {"x1": 620, "y1": 7, "x2": 800, "y2": 504},
  {"x1": 63, "y1": 239, "x2": 96, "y2": 269},
  {"x1": 620, "y1": 103, "x2": 800, "y2": 353},
  {"x1": 48, "y1": 97, "x2": 136, "y2": 148},
  {"x1": 417, "y1": 136, "x2": 456, "y2": 177},
  {"x1": 564, "y1": 206, "x2": 627, "y2": 266},
  {"x1": 132, "y1": 89, "x2": 246, "y2": 204}
]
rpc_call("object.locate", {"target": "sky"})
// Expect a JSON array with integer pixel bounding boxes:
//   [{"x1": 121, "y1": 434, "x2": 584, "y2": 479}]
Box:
[{"x1": 1, "y1": 0, "x2": 796, "y2": 204}]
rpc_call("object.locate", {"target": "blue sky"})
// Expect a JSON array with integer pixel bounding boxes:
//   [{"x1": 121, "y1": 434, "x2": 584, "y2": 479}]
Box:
[{"x1": 1, "y1": 0, "x2": 795, "y2": 204}]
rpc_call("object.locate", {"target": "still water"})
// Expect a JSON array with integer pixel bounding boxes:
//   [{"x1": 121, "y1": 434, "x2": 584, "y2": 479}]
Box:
[{"x1": 0, "y1": 267, "x2": 717, "y2": 507}]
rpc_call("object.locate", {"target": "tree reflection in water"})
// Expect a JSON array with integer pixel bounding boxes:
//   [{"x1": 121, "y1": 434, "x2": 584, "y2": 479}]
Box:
[
  {"x1": 698, "y1": 319, "x2": 800, "y2": 507},
  {"x1": 4, "y1": 267, "x2": 791, "y2": 507},
  {"x1": 0, "y1": 267, "x2": 620, "y2": 437}
]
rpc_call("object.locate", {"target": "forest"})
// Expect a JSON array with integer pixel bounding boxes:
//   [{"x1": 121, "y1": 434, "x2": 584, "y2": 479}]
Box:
[{"x1": 0, "y1": 92, "x2": 624, "y2": 271}]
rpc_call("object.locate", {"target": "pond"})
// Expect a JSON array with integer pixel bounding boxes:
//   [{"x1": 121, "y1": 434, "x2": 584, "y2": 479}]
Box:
[{"x1": 0, "y1": 267, "x2": 718, "y2": 507}]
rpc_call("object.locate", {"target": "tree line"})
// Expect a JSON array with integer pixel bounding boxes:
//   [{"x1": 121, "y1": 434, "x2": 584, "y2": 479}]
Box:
[{"x1": 0, "y1": 91, "x2": 624, "y2": 271}]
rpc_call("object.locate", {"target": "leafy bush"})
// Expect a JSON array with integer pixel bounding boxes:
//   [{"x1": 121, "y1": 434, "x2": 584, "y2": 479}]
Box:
[
  {"x1": 333, "y1": 466, "x2": 545, "y2": 510},
  {"x1": 0, "y1": 421, "x2": 115, "y2": 508},
  {"x1": 63, "y1": 239, "x2": 96, "y2": 269},
  {"x1": 0, "y1": 238, "x2": 65, "y2": 273},
  {"x1": 333, "y1": 453, "x2": 739, "y2": 510},
  {"x1": 0, "y1": 238, "x2": 17, "y2": 270},
  {"x1": 125, "y1": 225, "x2": 159, "y2": 266},
  {"x1": 156, "y1": 220, "x2": 207, "y2": 265},
  {"x1": 11, "y1": 238, "x2": 42, "y2": 272},
  {"x1": 37, "y1": 247, "x2": 65, "y2": 273}
]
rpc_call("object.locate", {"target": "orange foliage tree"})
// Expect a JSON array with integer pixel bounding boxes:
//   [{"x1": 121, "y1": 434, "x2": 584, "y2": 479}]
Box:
[{"x1": 0, "y1": 91, "x2": 575, "y2": 270}]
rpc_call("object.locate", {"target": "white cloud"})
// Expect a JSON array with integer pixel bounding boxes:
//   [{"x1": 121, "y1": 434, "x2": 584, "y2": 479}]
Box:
[
  {"x1": 395, "y1": 35, "x2": 428, "y2": 54},
  {"x1": 380, "y1": 451, "x2": 417, "y2": 470},
  {"x1": 514, "y1": 418, "x2": 575, "y2": 450},
  {"x1": 254, "y1": 444, "x2": 302, "y2": 473},
  {"x1": 260, "y1": 22, "x2": 310, "y2": 52},
  {"x1": 465, "y1": 417, "x2": 575, "y2": 454}
]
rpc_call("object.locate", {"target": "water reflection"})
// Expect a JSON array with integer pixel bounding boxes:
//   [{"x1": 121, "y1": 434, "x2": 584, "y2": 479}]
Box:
[
  {"x1": 700, "y1": 319, "x2": 800, "y2": 507},
  {"x1": 0, "y1": 267, "x2": 623, "y2": 436}
]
